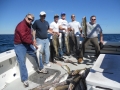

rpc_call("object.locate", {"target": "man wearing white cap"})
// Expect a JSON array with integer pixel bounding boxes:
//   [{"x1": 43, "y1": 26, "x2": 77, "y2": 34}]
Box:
[{"x1": 32, "y1": 11, "x2": 53, "y2": 73}]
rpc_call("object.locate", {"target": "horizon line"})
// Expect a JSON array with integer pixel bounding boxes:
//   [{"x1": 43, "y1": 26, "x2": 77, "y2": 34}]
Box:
[{"x1": 0, "y1": 33, "x2": 120, "y2": 35}]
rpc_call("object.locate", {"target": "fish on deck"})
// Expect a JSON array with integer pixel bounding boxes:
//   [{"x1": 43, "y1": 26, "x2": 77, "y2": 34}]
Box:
[
  {"x1": 64, "y1": 59, "x2": 77, "y2": 66},
  {"x1": 61, "y1": 65, "x2": 71, "y2": 74},
  {"x1": 59, "y1": 73, "x2": 69, "y2": 83},
  {"x1": 44, "y1": 73, "x2": 57, "y2": 83}
]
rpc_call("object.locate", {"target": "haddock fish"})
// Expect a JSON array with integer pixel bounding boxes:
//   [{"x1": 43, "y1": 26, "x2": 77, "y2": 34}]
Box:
[
  {"x1": 52, "y1": 34, "x2": 60, "y2": 57},
  {"x1": 81, "y1": 16, "x2": 87, "y2": 38},
  {"x1": 52, "y1": 74, "x2": 64, "y2": 83},
  {"x1": 59, "y1": 73, "x2": 69, "y2": 83},
  {"x1": 55, "y1": 85, "x2": 68, "y2": 90},
  {"x1": 65, "y1": 32, "x2": 70, "y2": 55},
  {"x1": 68, "y1": 83, "x2": 74, "y2": 90},
  {"x1": 34, "y1": 81, "x2": 66, "y2": 90},
  {"x1": 44, "y1": 73, "x2": 57, "y2": 83},
  {"x1": 69, "y1": 30, "x2": 75, "y2": 44},
  {"x1": 53, "y1": 73, "x2": 69, "y2": 83},
  {"x1": 49, "y1": 87, "x2": 56, "y2": 90},
  {"x1": 72, "y1": 68, "x2": 86, "y2": 75},
  {"x1": 61, "y1": 65, "x2": 70, "y2": 74},
  {"x1": 64, "y1": 59, "x2": 77, "y2": 66}
]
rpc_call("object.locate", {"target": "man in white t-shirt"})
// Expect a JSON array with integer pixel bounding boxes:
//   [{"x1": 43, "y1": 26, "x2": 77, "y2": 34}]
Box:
[
  {"x1": 68, "y1": 14, "x2": 82, "y2": 55},
  {"x1": 58, "y1": 12, "x2": 69, "y2": 55},
  {"x1": 50, "y1": 14, "x2": 63, "y2": 61},
  {"x1": 78, "y1": 15, "x2": 104, "y2": 64}
]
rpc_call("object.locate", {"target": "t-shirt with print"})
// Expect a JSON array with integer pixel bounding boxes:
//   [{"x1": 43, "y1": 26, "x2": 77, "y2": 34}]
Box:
[
  {"x1": 87, "y1": 22, "x2": 102, "y2": 38},
  {"x1": 32, "y1": 19, "x2": 49, "y2": 39},
  {"x1": 68, "y1": 21, "x2": 81, "y2": 34},
  {"x1": 58, "y1": 19, "x2": 68, "y2": 32}
]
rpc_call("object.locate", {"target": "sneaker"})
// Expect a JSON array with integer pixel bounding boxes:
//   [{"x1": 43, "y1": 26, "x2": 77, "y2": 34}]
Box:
[
  {"x1": 44, "y1": 63, "x2": 51, "y2": 67},
  {"x1": 78, "y1": 58, "x2": 83, "y2": 64},
  {"x1": 62, "y1": 56, "x2": 66, "y2": 59},
  {"x1": 58, "y1": 57, "x2": 64, "y2": 61},
  {"x1": 37, "y1": 68, "x2": 48, "y2": 74},
  {"x1": 23, "y1": 80, "x2": 29, "y2": 87}
]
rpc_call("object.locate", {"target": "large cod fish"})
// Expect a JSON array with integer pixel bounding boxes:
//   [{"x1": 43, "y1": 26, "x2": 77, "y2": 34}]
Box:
[
  {"x1": 81, "y1": 16, "x2": 87, "y2": 38},
  {"x1": 52, "y1": 33, "x2": 60, "y2": 58},
  {"x1": 65, "y1": 32, "x2": 70, "y2": 55}
]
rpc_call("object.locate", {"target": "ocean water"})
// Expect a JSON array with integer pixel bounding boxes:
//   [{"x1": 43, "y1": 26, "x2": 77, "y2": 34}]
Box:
[{"x1": 0, "y1": 34, "x2": 120, "y2": 53}]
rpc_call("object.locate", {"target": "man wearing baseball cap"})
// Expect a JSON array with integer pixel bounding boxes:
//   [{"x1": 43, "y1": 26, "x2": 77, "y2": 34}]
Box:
[
  {"x1": 49, "y1": 14, "x2": 64, "y2": 61},
  {"x1": 58, "y1": 12, "x2": 69, "y2": 56},
  {"x1": 32, "y1": 11, "x2": 53, "y2": 73}
]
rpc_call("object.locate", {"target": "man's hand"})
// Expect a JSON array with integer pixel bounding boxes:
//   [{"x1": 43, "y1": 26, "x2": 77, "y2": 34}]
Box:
[
  {"x1": 80, "y1": 34, "x2": 84, "y2": 38},
  {"x1": 33, "y1": 40, "x2": 37, "y2": 45},
  {"x1": 71, "y1": 28, "x2": 74, "y2": 31},
  {"x1": 56, "y1": 32, "x2": 60, "y2": 36},
  {"x1": 53, "y1": 32, "x2": 60, "y2": 37},
  {"x1": 100, "y1": 40, "x2": 104, "y2": 44},
  {"x1": 33, "y1": 40, "x2": 38, "y2": 49}
]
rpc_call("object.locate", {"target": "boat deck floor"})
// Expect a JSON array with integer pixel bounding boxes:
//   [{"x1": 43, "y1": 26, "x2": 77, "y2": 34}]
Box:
[{"x1": 3, "y1": 53, "x2": 97, "y2": 90}]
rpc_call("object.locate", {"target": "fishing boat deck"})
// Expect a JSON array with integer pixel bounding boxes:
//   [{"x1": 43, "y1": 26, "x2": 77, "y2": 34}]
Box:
[
  {"x1": 3, "y1": 53, "x2": 97, "y2": 90},
  {"x1": 2, "y1": 41, "x2": 120, "y2": 90}
]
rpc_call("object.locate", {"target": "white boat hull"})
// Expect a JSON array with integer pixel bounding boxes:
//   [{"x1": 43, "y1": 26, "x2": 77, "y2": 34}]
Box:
[{"x1": 0, "y1": 41, "x2": 120, "y2": 90}]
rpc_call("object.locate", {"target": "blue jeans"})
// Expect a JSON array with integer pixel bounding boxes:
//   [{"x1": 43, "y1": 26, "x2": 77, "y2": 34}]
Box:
[
  {"x1": 36, "y1": 38, "x2": 50, "y2": 66},
  {"x1": 58, "y1": 48, "x2": 63, "y2": 57},
  {"x1": 14, "y1": 44, "x2": 39, "y2": 82},
  {"x1": 61, "y1": 32, "x2": 66, "y2": 54}
]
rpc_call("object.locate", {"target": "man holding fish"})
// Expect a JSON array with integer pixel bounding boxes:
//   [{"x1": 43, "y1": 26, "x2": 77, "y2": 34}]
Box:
[
  {"x1": 68, "y1": 14, "x2": 82, "y2": 56},
  {"x1": 49, "y1": 14, "x2": 63, "y2": 60},
  {"x1": 78, "y1": 15, "x2": 104, "y2": 64},
  {"x1": 32, "y1": 11, "x2": 53, "y2": 73},
  {"x1": 14, "y1": 13, "x2": 40, "y2": 87},
  {"x1": 58, "y1": 12, "x2": 70, "y2": 56}
]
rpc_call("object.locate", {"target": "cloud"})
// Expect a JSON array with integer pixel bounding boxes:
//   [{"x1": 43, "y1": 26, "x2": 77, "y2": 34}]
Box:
[{"x1": 46, "y1": 10, "x2": 54, "y2": 13}]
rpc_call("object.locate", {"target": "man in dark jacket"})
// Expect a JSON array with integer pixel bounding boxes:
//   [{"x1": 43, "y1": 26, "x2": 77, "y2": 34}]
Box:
[{"x1": 14, "y1": 13, "x2": 40, "y2": 87}]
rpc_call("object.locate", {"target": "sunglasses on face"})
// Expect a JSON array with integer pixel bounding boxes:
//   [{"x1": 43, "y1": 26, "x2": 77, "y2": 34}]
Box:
[
  {"x1": 71, "y1": 16, "x2": 75, "y2": 18},
  {"x1": 92, "y1": 19, "x2": 96, "y2": 20},
  {"x1": 27, "y1": 17, "x2": 33, "y2": 22},
  {"x1": 40, "y1": 15, "x2": 46, "y2": 17}
]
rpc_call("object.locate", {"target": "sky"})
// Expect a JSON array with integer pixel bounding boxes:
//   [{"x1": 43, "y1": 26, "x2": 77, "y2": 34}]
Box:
[{"x1": 0, "y1": 0, "x2": 120, "y2": 34}]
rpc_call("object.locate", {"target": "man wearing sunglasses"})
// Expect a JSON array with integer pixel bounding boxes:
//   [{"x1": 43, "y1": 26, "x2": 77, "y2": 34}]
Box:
[
  {"x1": 32, "y1": 11, "x2": 53, "y2": 74},
  {"x1": 14, "y1": 13, "x2": 40, "y2": 87},
  {"x1": 78, "y1": 15, "x2": 104, "y2": 64}
]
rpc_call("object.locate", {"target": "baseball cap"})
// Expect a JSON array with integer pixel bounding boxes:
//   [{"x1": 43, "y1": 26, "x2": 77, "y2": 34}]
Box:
[
  {"x1": 61, "y1": 12, "x2": 66, "y2": 15},
  {"x1": 54, "y1": 14, "x2": 59, "y2": 18},
  {"x1": 40, "y1": 11, "x2": 46, "y2": 15}
]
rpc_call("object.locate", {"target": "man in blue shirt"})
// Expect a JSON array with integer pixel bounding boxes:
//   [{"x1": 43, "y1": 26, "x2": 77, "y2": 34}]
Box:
[{"x1": 32, "y1": 11, "x2": 53, "y2": 73}]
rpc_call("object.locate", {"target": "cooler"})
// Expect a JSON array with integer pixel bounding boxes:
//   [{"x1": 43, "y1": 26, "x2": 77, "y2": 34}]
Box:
[{"x1": 86, "y1": 54, "x2": 120, "y2": 90}]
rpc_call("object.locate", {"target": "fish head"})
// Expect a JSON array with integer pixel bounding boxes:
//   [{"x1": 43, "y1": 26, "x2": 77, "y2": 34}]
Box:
[
  {"x1": 68, "y1": 83, "x2": 74, "y2": 90},
  {"x1": 49, "y1": 87, "x2": 56, "y2": 90},
  {"x1": 62, "y1": 65, "x2": 70, "y2": 73}
]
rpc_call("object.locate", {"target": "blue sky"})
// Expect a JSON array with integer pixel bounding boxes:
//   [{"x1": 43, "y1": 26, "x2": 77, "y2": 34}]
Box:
[{"x1": 0, "y1": 0, "x2": 120, "y2": 34}]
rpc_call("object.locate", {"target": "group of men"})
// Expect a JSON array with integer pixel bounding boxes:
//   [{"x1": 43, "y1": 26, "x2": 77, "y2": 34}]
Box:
[
  {"x1": 49, "y1": 12, "x2": 82, "y2": 61},
  {"x1": 14, "y1": 11, "x2": 103, "y2": 87}
]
